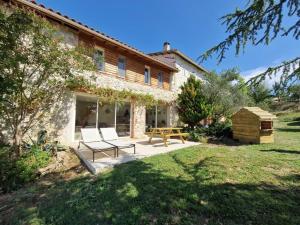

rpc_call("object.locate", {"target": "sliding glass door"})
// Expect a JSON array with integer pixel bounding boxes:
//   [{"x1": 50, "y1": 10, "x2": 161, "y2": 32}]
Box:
[
  {"x1": 116, "y1": 103, "x2": 131, "y2": 137},
  {"x1": 75, "y1": 95, "x2": 131, "y2": 140},
  {"x1": 145, "y1": 105, "x2": 168, "y2": 132},
  {"x1": 75, "y1": 96, "x2": 98, "y2": 140},
  {"x1": 146, "y1": 106, "x2": 156, "y2": 132},
  {"x1": 98, "y1": 103, "x2": 115, "y2": 128}
]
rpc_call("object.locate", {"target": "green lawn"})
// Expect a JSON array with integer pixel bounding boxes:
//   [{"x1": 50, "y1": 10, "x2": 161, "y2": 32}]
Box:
[{"x1": 1, "y1": 113, "x2": 300, "y2": 225}]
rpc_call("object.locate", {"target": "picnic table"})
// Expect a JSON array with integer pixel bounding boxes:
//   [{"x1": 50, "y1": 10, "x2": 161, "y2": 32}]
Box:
[{"x1": 148, "y1": 127, "x2": 188, "y2": 147}]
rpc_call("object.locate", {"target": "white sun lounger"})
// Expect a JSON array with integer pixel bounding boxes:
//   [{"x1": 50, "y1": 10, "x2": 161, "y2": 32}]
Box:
[
  {"x1": 78, "y1": 128, "x2": 117, "y2": 162},
  {"x1": 100, "y1": 128, "x2": 136, "y2": 156}
]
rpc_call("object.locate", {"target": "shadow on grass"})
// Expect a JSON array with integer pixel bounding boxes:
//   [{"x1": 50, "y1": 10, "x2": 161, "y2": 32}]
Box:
[
  {"x1": 279, "y1": 174, "x2": 300, "y2": 182},
  {"x1": 207, "y1": 137, "x2": 244, "y2": 147},
  {"x1": 276, "y1": 128, "x2": 300, "y2": 132},
  {"x1": 287, "y1": 121, "x2": 300, "y2": 126},
  {"x1": 260, "y1": 149, "x2": 300, "y2": 154},
  {"x1": 5, "y1": 156, "x2": 300, "y2": 225}
]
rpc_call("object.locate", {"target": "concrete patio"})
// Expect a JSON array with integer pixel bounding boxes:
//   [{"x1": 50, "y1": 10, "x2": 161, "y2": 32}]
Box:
[{"x1": 74, "y1": 137, "x2": 200, "y2": 174}]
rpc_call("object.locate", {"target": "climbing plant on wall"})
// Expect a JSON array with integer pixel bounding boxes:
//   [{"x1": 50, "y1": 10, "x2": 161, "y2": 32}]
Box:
[{"x1": 65, "y1": 75, "x2": 170, "y2": 107}]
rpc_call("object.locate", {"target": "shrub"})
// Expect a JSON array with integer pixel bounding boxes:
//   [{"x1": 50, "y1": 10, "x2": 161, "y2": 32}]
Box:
[
  {"x1": 205, "y1": 121, "x2": 233, "y2": 138},
  {"x1": 0, "y1": 145, "x2": 50, "y2": 193},
  {"x1": 187, "y1": 121, "x2": 232, "y2": 142}
]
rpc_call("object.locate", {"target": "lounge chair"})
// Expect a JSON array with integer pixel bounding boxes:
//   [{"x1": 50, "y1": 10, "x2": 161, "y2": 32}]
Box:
[
  {"x1": 100, "y1": 128, "x2": 136, "y2": 156},
  {"x1": 78, "y1": 128, "x2": 117, "y2": 162}
]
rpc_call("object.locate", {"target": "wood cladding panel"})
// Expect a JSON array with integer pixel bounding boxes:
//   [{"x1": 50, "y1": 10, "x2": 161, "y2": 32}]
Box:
[{"x1": 78, "y1": 34, "x2": 172, "y2": 91}]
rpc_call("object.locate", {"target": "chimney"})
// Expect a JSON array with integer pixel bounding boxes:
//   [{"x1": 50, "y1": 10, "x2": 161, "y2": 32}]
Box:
[{"x1": 163, "y1": 42, "x2": 171, "y2": 52}]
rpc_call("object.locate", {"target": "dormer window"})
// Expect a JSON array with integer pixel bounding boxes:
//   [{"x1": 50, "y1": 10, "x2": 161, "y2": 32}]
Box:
[{"x1": 93, "y1": 49, "x2": 104, "y2": 71}]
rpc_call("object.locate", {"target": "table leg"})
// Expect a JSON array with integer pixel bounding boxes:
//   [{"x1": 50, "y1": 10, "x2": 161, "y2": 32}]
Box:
[
  {"x1": 176, "y1": 129, "x2": 185, "y2": 144},
  {"x1": 148, "y1": 129, "x2": 154, "y2": 143},
  {"x1": 163, "y1": 135, "x2": 168, "y2": 147}
]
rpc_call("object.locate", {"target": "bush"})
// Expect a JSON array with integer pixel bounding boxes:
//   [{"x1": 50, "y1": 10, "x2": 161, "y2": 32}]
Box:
[
  {"x1": 205, "y1": 121, "x2": 233, "y2": 138},
  {"x1": 0, "y1": 145, "x2": 50, "y2": 193}
]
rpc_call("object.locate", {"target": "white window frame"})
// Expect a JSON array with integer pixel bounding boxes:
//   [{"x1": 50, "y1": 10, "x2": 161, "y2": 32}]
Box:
[{"x1": 144, "y1": 66, "x2": 151, "y2": 85}]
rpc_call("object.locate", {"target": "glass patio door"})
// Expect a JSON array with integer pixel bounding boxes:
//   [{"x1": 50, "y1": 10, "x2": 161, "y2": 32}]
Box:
[
  {"x1": 116, "y1": 103, "x2": 131, "y2": 137},
  {"x1": 75, "y1": 96, "x2": 98, "y2": 140},
  {"x1": 75, "y1": 95, "x2": 131, "y2": 140}
]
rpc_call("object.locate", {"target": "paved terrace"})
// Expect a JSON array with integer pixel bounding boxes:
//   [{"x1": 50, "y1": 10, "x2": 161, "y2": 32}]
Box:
[{"x1": 74, "y1": 137, "x2": 200, "y2": 174}]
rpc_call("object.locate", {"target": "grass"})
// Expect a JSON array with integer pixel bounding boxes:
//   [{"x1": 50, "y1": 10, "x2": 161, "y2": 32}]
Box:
[{"x1": 1, "y1": 113, "x2": 300, "y2": 225}]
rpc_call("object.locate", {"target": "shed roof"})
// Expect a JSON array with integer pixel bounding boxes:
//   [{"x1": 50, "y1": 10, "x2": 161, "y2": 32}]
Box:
[{"x1": 237, "y1": 107, "x2": 277, "y2": 120}]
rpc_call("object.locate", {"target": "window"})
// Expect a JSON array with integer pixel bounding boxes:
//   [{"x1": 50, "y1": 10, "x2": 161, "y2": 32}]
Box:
[
  {"x1": 158, "y1": 72, "x2": 163, "y2": 87},
  {"x1": 93, "y1": 49, "x2": 104, "y2": 71},
  {"x1": 118, "y1": 56, "x2": 126, "y2": 77},
  {"x1": 144, "y1": 67, "x2": 151, "y2": 84}
]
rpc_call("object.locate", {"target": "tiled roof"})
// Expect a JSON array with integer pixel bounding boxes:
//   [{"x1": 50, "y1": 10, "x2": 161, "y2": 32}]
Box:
[
  {"x1": 149, "y1": 49, "x2": 209, "y2": 73},
  {"x1": 8, "y1": 0, "x2": 178, "y2": 71}
]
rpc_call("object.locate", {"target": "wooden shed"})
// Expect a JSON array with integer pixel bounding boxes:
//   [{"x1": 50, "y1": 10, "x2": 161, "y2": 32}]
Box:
[{"x1": 232, "y1": 107, "x2": 276, "y2": 144}]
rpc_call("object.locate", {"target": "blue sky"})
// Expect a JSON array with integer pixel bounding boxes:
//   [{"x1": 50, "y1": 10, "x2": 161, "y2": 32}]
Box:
[{"x1": 38, "y1": 0, "x2": 298, "y2": 80}]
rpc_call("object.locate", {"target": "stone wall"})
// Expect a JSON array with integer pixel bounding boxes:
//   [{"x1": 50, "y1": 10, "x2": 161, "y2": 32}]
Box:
[
  {"x1": 81, "y1": 71, "x2": 178, "y2": 103},
  {"x1": 131, "y1": 102, "x2": 146, "y2": 139}
]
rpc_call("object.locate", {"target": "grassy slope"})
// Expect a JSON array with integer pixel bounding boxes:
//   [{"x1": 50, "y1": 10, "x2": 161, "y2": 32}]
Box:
[{"x1": 1, "y1": 113, "x2": 300, "y2": 225}]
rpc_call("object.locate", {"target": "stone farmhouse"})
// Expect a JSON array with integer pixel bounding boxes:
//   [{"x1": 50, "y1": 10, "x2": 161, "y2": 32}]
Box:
[{"x1": 2, "y1": 0, "x2": 207, "y2": 145}]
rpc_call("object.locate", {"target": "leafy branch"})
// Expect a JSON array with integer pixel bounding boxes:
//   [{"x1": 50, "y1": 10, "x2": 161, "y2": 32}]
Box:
[
  {"x1": 246, "y1": 56, "x2": 300, "y2": 86},
  {"x1": 199, "y1": 0, "x2": 299, "y2": 84}
]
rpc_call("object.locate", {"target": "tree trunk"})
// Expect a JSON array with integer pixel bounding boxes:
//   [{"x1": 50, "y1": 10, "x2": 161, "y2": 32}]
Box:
[{"x1": 13, "y1": 124, "x2": 23, "y2": 158}]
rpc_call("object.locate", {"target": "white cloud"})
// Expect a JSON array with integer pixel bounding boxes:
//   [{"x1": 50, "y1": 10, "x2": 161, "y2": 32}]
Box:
[{"x1": 241, "y1": 61, "x2": 283, "y2": 88}]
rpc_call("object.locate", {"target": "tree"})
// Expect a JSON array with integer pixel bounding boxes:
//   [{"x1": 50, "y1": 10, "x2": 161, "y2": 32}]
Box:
[
  {"x1": 177, "y1": 76, "x2": 213, "y2": 129},
  {"x1": 273, "y1": 74, "x2": 290, "y2": 102},
  {"x1": 248, "y1": 83, "x2": 272, "y2": 109},
  {"x1": 288, "y1": 84, "x2": 300, "y2": 102},
  {"x1": 200, "y1": 0, "x2": 300, "y2": 86},
  {"x1": 203, "y1": 68, "x2": 251, "y2": 120},
  {"x1": 0, "y1": 10, "x2": 94, "y2": 157}
]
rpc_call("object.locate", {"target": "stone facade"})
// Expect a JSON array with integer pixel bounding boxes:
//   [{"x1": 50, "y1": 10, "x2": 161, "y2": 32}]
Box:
[
  {"x1": 131, "y1": 102, "x2": 146, "y2": 139},
  {"x1": 0, "y1": 0, "x2": 182, "y2": 146}
]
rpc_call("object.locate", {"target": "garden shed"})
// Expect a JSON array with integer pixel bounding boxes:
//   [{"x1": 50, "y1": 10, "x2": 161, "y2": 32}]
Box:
[{"x1": 232, "y1": 107, "x2": 276, "y2": 144}]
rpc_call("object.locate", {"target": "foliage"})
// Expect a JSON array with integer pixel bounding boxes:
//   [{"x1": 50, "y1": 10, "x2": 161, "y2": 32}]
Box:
[
  {"x1": 273, "y1": 76, "x2": 289, "y2": 102},
  {"x1": 0, "y1": 10, "x2": 94, "y2": 156},
  {"x1": 177, "y1": 75, "x2": 213, "y2": 129},
  {"x1": 205, "y1": 120, "x2": 233, "y2": 138},
  {"x1": 0, "y1": 144, "x2": 50, "y2": 193},
  {"x1": 187, "y1": 120, "x2": 232, "y2": 142},
  {"x1": 66, "y1": 75, "x2": 163, "y2": 107},
  {"x1": 23, "y1": 130, "x2": 66, "y2": 157},
  {"x1": 1, "y1": 113, "x2": 300, "y2": 225},
  {"x1": 200, "y1": 0, "x2": 300, "y2": 86},
  {"x1": 248, "y1": 83, "x2": 272, "y2": 109},
  {"x1": 203, "y1": 68, "x2": 251, "y2": 120},
  {"x1": 288, "y1": 84, "x2": 300, "y2": 101}
]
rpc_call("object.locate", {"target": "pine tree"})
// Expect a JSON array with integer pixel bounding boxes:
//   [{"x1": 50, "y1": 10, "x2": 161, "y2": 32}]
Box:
[{"x1": 177, "y1": 76, "x2": 213, "y2": 129}]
